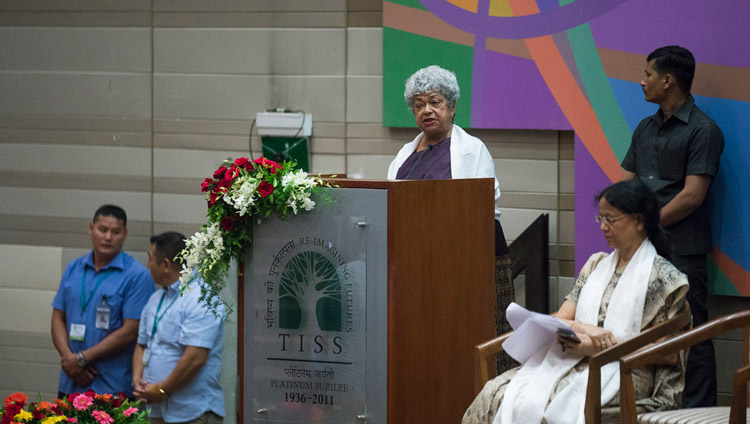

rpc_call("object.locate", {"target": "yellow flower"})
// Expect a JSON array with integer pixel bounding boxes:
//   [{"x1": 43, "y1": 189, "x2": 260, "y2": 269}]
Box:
[
  {"x1": 13, "y1": 410, "x2": 33, "y2": 422},
  {"x1": 40, "y1": 416, "x2": 67, "y2": 424}
]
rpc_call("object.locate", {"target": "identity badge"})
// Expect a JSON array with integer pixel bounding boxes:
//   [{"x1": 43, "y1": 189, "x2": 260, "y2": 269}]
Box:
[
  {"x1": 70, "y1": 324, "x2": 86, "y2": 341},
  {"x1": 142, "y1": 348, "x2": 151, "y2": 366},
  {"x1": 95, "y1": 296, "x2": 111, "y2": 330}
]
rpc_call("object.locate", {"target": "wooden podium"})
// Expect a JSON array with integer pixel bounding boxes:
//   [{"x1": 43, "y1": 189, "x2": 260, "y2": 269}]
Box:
[{"x1": 239, "y1": 178, "x2": 496, "y2": 423}]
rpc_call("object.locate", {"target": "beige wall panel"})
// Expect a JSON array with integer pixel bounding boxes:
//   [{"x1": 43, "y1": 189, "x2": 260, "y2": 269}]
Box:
[
  {"x1": 347, "y1": 28, "x2": 382, "y2": 76},
  {"x1": 500, "y1": 208, "x2": 558, "y2": 243},
  {"x1": 346, "y1": 123, "x2": 415, "y2": 140},
  {"x1": 153, "y1": 75, "x2": 345, "y2": 121},
  {"x1": 346, "y1": 154, "x2": 393, "y2": 179},
  {"x1": 0, "y1": 1, "x2": 151, "y2": 11},
  {"x1": 347, "y1": 137, "x2": 413, "y2": 156},
  {"x1": 487, "y1": 142, "x2": 558, "y2": 160},
  {"x1": 0, "y1": 115, "x2": 151, "y2": 132},
  {"x1": 0, "y1": 12, "x2": 152, "y2": 27},
  {"x1": 0, "y1": 128, "x2": 151, "y2": 148},
  {"x1": 0, "y1": 245, "x2": 62, "y2": 290},
  {"x1": 153, "y1": 0, "x2": 345, "y2": 12},
  {"x1": 558, "y1": 210, "x2": 575, "y2": 245},
  {"x1": 0, "y1": 288, "x2": 55, "y2": 333},
  {"x1": 153, "y1": 12, "x2": 346, "y2": 29},
  {"x1": 309, "y1": 137, "x2": 345, "y2": 155},
  {"x1": 498, "y1": 192, "x2": 557, "y2": 210},
  {"x1": 0, "y1": 73, "x2": 151, "y2": 117},
  {"x1": 155, "y1": 29, "x2": 345, "y2": 75},
  {"x1": 153, "y1": 193, "x2": 209, "y2": 225},
  {"x1": 0, "y1": 187, "x2": 152, "y2": 222},
  {"x1": 559, "y1": 159, "x2": 574, "y2": 193},
  {"x1": 0, "y1": 28, "x2": 151, "y2": 72},
  {"x1": 494, "y1": 158, "x2": 558, "y2": 193},
  {"x1": 153, "y1": 148, "x2": 250, "y2": 179},
  {"x1": 346, "y1": 76, "x2": 382, "y2": 122},
  {"x1": 154, "y1": 133, "x2": 249, "y2": 151},
  {"x1": 0, "y1": 144, "x2": 151, "y2": 176},
  {"x1": 310, "y1": 154, "x2": 346, "y2": 174},
  {"x1": 0, "y1": 171, "x2": 150, "y2": 192},
  {"x1": 154, "y1": 118, "x2": 252, "y2": 135}
]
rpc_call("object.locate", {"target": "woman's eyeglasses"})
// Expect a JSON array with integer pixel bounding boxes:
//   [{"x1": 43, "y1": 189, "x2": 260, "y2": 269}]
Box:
[{"x1": 594, "y1": 215, "x2": 626, "y2": 225}]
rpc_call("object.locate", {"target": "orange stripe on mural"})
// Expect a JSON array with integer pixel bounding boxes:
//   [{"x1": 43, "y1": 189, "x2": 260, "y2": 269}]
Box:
[
  {"x1": 507, "y1": 0, "x2": 621, "y2": 183},
  {"x1": 712, "y1": 248, "x2": 750, "y2": 296}
]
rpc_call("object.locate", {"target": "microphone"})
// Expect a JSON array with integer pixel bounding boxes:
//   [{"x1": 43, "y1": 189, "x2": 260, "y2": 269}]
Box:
[{"x1": 404, "y1": 144, "x2": 434, "y2": 180}]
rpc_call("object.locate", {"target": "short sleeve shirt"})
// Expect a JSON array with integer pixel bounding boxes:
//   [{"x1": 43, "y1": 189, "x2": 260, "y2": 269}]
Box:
[
  {"x1": 52, "y1": 250, "x2": 155, "y2": 396},
  {"x1": 138, "y1": 280, "x2": 225, "y2": 422},
  {"x1": 621, "y1": 96, "x2": 724, "y2": 255}
]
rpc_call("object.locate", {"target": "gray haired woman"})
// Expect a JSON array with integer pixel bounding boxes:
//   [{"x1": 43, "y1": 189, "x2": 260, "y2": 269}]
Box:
[{"x1": 387, "y1": 65, "x2": 514, "y2": 371}]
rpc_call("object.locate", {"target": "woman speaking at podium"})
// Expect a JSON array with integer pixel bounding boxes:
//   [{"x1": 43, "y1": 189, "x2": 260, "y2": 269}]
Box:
[{"x1": 387, "y1": 65, "x2": 515, "y2": 369}]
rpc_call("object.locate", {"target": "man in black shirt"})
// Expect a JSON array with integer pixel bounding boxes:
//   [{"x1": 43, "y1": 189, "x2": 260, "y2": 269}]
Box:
[{"x1": 621, "y1": 45, "x2": 724, "y2": 408}]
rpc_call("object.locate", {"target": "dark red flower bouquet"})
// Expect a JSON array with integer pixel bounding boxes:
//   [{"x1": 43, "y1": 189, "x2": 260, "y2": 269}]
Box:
[{"x1": 178, "y1": 157, "x2": 333, "y2": 316}]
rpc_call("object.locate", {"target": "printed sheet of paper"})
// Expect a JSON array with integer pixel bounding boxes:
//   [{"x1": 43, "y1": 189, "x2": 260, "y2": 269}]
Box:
[{"x1": 502, "y1": 302, "x2": 575, "y2": 364}]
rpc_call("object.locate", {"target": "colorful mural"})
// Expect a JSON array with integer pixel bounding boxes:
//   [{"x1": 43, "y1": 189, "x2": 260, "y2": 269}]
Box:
[{"x1": 383, "y1": 0, "x2": 750, "y2": 295}]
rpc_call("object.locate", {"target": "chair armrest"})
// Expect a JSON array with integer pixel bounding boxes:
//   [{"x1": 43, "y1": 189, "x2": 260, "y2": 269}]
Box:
[
  {"x1": 730, "y1": 364, "x2": 750, "y2": 424},
  {"x1": 474, "y1": 330, "x2": 514, "y2": 394},
  {"x1": 585, "y1": 302, "x2": 692, "y2": 424},
  {"x1": 619, "y1": 309, "x2": 750, "y2": 423}
]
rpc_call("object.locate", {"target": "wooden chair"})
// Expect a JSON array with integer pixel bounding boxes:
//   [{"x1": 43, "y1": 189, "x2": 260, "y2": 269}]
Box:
[
  {"x1": 619, "y1": 310, "x2": 750, "y2": 424},
  {"x1": 474, "y1": 302, "x2": 692, "y2": 424}
]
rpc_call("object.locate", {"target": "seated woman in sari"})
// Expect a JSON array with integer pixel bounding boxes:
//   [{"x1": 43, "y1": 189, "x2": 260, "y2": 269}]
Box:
[{"x1": 463, "y1": 179, "x2": 689, "y2": 424}]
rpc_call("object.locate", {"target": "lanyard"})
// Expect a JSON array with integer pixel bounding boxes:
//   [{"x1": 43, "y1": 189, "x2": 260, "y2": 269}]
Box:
[
  {"x1": 80, "y1": 269, "x2": 113, "y2": 311},
  {"x1": 150, "y1": 289, "x2": 178, "y2": 339}
]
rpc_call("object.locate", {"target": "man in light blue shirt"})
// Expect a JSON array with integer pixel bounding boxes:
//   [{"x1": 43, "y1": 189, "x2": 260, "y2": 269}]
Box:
[
  {"x1": 133, "y1": 231, "x2": 225, "y2": 424},
  {"x1": 51, "y1": 205, "x2": 155, "y2": 398}
]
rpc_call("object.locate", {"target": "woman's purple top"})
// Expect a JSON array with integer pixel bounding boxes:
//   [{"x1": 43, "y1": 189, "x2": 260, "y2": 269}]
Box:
[{"x1": 395, "y1": 138, "x2": 452, "y2": 180}]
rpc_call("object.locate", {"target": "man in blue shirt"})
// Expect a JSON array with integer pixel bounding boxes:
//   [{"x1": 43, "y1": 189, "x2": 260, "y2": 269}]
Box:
[
  {"x1": 133, "y1": 231, "x2": 225, "y2": 424},
  {"x1": 51, "y1": 205, "x2": 155, "y2": 398}
]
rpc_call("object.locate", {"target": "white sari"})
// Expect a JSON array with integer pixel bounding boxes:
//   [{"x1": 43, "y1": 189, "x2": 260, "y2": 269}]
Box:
[{"x1": 494, "y1": 239, "x2": 656, "y2": 424}]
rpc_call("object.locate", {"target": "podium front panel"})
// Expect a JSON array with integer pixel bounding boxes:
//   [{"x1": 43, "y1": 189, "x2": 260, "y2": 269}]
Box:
[{"x1": 244, "y1": 188, "x2": 388, "y2": 423}]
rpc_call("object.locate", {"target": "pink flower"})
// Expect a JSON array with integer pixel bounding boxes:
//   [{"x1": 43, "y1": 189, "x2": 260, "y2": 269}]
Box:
[
  {"x1": 122, "y1": 407, "x2": 139, "y2": 417},
  {"x1": 91, "y1": 410, "x2": 114, "y2": 424},
  {"x1": 72, "y1": 394, "x2": 93, "y2": 411},
  {"x1": 67, "y1": 418, "x2": 78, "y2": 423}
]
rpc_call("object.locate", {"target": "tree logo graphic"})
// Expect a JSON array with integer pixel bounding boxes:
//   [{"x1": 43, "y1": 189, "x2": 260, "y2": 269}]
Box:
[{"x1": 279, "y1": 251, "x2": 342, "y2": 331}]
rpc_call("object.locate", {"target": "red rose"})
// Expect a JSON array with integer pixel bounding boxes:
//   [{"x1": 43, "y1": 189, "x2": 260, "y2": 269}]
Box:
[
  {"x1": 234, "y1": 157, "x2": 253, "y2": 170},
  {"x1": 51, "y1": 405, "x2": 62, "y2": 415},
  {"x1": 84, "y1": 389, "x2": 96, "y2": 397},
  {"x1": 110, "y1": 397, "x2": 121, "y2": 407},
  {"x1": 258, "y1": 181, "x2": 274, "y2": 198},
  {"x1": 201, "y1": 177, "x2": 215, "y2": 193},
  {"x1": 208, "y1": 191, "x2": 220, "y2": 205},
  {"x1": 213, "y1": 166, "x2": 227, "y2": 179},
  {"x1": 220, "y1": 216, "x2": 235, "y2": 231},
  {"x1": 216, "y1": 178, "x2": 232, "y2": 193},
  {"x1": 224, "y1": 165, "x2": 240, "y2": 181},
  {"x1": 254, "y1": 157, "x2": 279, "y2": 170},
  {"x1": 67, "y1": 393, "x2": 79, "y2": 404}
]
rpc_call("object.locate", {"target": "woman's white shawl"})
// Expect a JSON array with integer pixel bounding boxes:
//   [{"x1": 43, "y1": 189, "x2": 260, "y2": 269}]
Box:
[
  {"x1": 386, "y1": 125, "x2": 501, "y2": 219},
  {"x1": 494, "y1": 239, "x2": 657, "y2": 424}
]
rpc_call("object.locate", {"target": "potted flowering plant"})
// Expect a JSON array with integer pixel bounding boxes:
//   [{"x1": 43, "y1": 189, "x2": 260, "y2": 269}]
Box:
[
  {"x1": 178, "y1": 156, "x2": 334, "y2": 316},
  {"x1": 1, "y1": 391, "x2": 148, "y2": 424}
]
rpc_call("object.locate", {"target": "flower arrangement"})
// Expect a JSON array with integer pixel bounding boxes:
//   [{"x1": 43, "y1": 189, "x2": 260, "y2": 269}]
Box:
[
  {"x1": 178, "y1": 156, "x2": 334, "y2": 316},
  {"x1": 0, "y1": 392, "x2": 147, "y2": 424}
]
